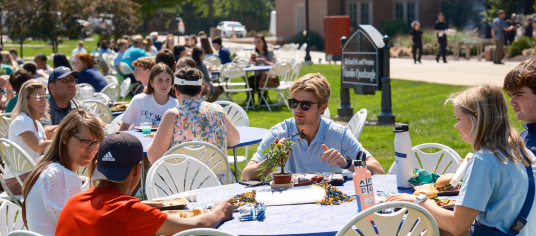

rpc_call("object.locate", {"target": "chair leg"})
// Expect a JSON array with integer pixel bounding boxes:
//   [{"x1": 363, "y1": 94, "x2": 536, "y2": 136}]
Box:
[{"x1": 280, "y1": 91, "x2": 291, "y2": 110}]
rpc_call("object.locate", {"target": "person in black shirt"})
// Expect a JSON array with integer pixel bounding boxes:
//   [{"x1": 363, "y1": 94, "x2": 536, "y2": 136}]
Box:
[
  {"x1": 524, "y1": 18, "x2": 533, "y2": 38},
  {"x1": 434, "y1": 13, "x2": 448, "y2": 63},
  {"x1": 505, "y1": 13, "x2": 521, "y2": 45},
  {"x1": 410, "y1": 21, "x2": 424, "y2": 64}
]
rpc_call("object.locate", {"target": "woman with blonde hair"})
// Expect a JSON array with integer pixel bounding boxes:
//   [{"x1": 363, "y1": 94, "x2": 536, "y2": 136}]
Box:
[
  {"x1": 6, "y1": 79, "x2": 51, "y2": 195},
  {"x1": 22, "y1": 109, "x2": 104, "y2": 236},
  {"x1": 387, "y1": 84, "x2": 536, "y2": 236},
  {"x1": 144, "y1": 35, "x2": 158, "y2": 56},
  {"x1": 1, "y1": 51, "x2": 17, "y2": 75}
]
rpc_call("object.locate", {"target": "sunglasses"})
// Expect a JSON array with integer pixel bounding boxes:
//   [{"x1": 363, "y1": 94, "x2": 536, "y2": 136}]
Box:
[
  {"x1": 32, "y1": 94, "x2": 50, "y2": 101},
  {"x1": 71, "y1": 133, "x2": 101, "y2": 148},
  {"x1": 288, "y1": 98, "x2": 319, "y2": 111}
]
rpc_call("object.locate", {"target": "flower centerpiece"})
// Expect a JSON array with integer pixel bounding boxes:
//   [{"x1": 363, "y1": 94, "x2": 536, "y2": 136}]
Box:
[{"x1": 257, "y1": 140, "x2": 295, "y2": 184}]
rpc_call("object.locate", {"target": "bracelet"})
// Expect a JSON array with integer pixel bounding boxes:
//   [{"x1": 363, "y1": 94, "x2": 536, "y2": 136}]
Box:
[
  {"x1": 342, "y1": 155, "x2": 352, "y2": 169},
  {"x1": 6, "y1": 89, "x2": 13, "y2": 93}
]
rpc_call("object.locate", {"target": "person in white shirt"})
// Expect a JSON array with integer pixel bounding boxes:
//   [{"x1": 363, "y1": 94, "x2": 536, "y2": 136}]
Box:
[
  {"x1": 119, "y1": 63, "x2": 178, "y2": 130},
  {"x1": 6, "y1": 79, "x2": 53, "y2": 195},
  {"x1": 70, "y1": 41, "x2": 87, "y2": 65},
  {"x1": 21, "y1": 109, "x2": 104, "y2": 236}
]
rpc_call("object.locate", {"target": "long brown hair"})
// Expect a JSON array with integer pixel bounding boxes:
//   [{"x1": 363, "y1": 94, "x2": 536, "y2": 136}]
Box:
[
  {"x1": 200, "y1": 37, "x2": 214, "y2": 54},
  {"x1": 144, "y1": 63, "x2": 176, "y2": 98},
  {"x1": 255, "y1": 34, "x2": 269, "y2": 57},
  {"x1": 446, "y1": 84, "x2": 534, "y2": 167},
  {"x1": 22, "y1": 109, "x2": 104, "y2": 227}
]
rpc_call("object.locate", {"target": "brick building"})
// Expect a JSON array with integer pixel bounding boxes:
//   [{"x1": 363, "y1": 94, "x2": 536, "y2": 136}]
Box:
[{"x1": 275, "y1": 0, "x2": 441, "y2": 43}]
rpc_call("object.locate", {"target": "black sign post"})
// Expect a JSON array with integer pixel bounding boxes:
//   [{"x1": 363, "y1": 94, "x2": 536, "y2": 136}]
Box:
[{"x1": 337, "y1": 25, "x2": 395, "y2": 125}]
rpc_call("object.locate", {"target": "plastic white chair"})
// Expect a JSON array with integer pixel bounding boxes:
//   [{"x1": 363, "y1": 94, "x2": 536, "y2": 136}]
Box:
[
  {"x1": 101, "y1": 53, "x2": 117, "y2": 75},
  {"x1": 100, "y1": 83, "x2": 120, "y2": 102},
  {"x1": 35, "y1": 77, "x2": 48, "y2": 88},
  {"x1": 388, "y1": 143, "x2": 462, "y2": 175},
  {"x1": 7, "y1": 231, "x2": 44, "y2": 236},
  {"x1": 104, "y1": 75, "x2": 119, "y2": 85},
  {"x1": 335, "y1": 201, "x2": 440, "y2": 236},
  {"x1": 218, "y1": 64, "x2": 254, "y2": 111},
  {"x1": 92, "y1": 92, "x2": 111, "y2": 104},
  {"x1": 119, "y1": 62, "x2": 134, "y2": 75},
  {"x1": 214, "y1": 101, "x2": 249, "y2": 168},
  {"x1": 257, "y1": 62, "x2": 292, "y2": 111},
  {"x1": 108, "y1": 113, "x2": 124, "y2": 133},
  {"x1": 82, "y1": 100, "x2": 113, "y2": 124},
  {"x1": 322, "y1": 107, "x2": 330, "y2": 119},
  {"x1": 172, "y1": 228, "x2": 238, "y2": 236},
  {"x1": 74, "y1": 83, "x2": 95, "y2": 101},
  {"x1": 0, "y1": 172, "x2": 21, "y2": 206},
  {"x1": 76, "y1": 166, "x2": 89, "y2": 176},
  {"x1": 79, "y1": 176, "x2": 90, "y2": 191},
  {"x1": 234, "y1": 57, "x2": 250, "y2": 67},
  {"x1": 163, "y1": 141, "x2": 232, "y2": 185},
  {"x1": 0, "y1": 200, "x2": 26, "y2": 235},
  {"x1": 145, "y1": 154, "x2": 221, "y2": 200},
  {"x1": 204, "y1": 56, "x2": 222, "y2": 68},
  {"x1": 0, "y1": 113, "x2": 12, "y2": 139},
  {"x1": 119, "y1": 78, "x2": 132, "y2": 101},
  {"x1": 0, "y1": 139, "x2": 35, "y2": 196},
  {"x1": 298, "y1": 43, "x2": 307, "y2": 51},
  {"x1": 347, "y1": 109, "x2": 368, "y2": 140}
]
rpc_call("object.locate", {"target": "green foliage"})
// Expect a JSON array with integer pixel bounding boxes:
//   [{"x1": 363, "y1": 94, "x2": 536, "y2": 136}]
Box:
[
  {"x1": 257, "y1": 140, "x2": 295, "y2": 183},
  {"x1": 506, "y1": 36, "x2": 536, "y2": 57},
  {"x1": 94, "y1": 0, "x2": 143, "y2": 40},
  {"x1": 481, "y1": 0, "x2": 523, "y2": 25},
  {"x1": 380, "y1": 19, "x2": 408, "y2": 37},
  {"x1": 292, "y1": 31, "x2": 324, "y2": 50}
]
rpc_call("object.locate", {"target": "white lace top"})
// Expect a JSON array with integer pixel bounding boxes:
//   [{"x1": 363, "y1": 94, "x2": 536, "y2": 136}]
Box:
[{"x1": 25, "y1": 162, "x2": 82, "y2": 236}]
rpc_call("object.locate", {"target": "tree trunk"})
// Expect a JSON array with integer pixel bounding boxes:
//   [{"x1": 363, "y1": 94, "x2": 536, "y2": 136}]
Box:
[{"x1": 208, "y1": 0, "x2": 214, "y2": 28}]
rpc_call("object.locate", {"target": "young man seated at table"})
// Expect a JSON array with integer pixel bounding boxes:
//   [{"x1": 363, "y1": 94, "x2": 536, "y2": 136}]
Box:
[
  {"x1": 241, "y1": 73, "x2": 384, "y2": 181},
  {"x1": 503, "y1": 58, "x2": 536, "y2": 156},
  {"x1": 56, "y1": 132, "x2": 235, "y2": 236}
]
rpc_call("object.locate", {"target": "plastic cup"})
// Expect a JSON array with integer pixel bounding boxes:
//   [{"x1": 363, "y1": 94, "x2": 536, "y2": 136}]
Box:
[
  {"x1": 141, "y1": 122, "x2": 152, "y2": 134},
  {"x1": 189, "y1": 190, "x2": 209, "y2": 209}
]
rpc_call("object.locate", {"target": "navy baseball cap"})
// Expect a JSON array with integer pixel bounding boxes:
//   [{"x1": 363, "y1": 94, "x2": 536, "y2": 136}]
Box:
[
  {"x1": 92, "y1": 132, "x2": 144, "y2": 183},
  {"x1": 48, "y1": 66, "x2": 81, "y2": 84}
]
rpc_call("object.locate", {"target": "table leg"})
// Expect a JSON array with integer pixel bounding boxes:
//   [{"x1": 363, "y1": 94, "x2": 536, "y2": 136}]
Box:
[{"x1": 233, "y1": 147, "x2": 239, "y2": 181}]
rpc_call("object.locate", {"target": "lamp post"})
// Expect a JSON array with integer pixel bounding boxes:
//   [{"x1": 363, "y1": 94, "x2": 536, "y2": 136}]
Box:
[{"x1": 304, "y1": 0, "x2": 312, "y2": 64}]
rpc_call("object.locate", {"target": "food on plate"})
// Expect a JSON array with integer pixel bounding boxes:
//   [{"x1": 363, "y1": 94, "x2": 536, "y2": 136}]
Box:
[
  {"x1": 167, "y1": 209, "x2": 208, "y2": 218},
  {"x1": 111, "y1": 104, "x2": 128, "y2": 112},
  {"x1": 180, "y1": 212, "x2": 193, "y2": 218},
  {"x1": 413, "y1": 184, "x2": 438, "y2": 198},
  {"x1": 192, "y1": 208, "x2": 204, "y2": 216},
  {"x1": 432, "y1": 197, "x2": 456, "y2": 208},
  {"x1": 293, "y1": 173, "x2": 323, "y2": 186},
  {"x1": 435, "y1": 173, "x2": 461, "y2": 191}
]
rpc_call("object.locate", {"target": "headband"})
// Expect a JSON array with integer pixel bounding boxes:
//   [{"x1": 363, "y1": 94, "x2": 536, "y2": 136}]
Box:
[{"x1": 174, "y1": 77, "x2": 203, "y2": 86}]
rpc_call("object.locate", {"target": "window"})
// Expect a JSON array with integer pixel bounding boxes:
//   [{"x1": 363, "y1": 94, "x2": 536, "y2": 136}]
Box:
[
  {"x1": 407, "y1": 3, "x2": 416, "y2": 25},
  {"x1": 394, "y1": 1, "x2": 418, "y2": 27},
  {"x1": 349, "y1": 3, "x2": 358, "y2": 28},
  {"x1": 295, "y1": 4, "x2": 305, "y2": 34},
  {"x1": 361, "y1": 3, "x2": 370, "y2": 24},
  {"x1": 347, "y1": 1, "x2": 372, "y2": 27},
  {"x1": 395, "y1": 3, "x2": 404, "y2": 20}
]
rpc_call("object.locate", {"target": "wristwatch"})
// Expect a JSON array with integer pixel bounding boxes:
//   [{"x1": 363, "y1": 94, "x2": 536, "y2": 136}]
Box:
[{"x1": 415, "y1": 194, "x2": 427, "y2": 205}]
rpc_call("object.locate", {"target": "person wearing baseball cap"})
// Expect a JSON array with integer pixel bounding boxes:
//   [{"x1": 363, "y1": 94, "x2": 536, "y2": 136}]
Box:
[
  {"x1": 40, "y1": 66, "x2": 104, "y2": 127},
  {"x1": 121, "y1": 35, "x2": 150, "y2": 72},
  {"x1": 56, "y1": 132, "x2": 234, "y2": 236},
  {"x1": 151, "y1": 31, "x2": 163, "y2": 51}
]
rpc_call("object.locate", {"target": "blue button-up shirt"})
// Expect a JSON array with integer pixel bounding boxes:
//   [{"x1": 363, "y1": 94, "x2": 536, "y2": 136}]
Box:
[
  {"x1": 251, "y1": 117, "x2": 371, "y2": 173},
  {"x1": 521, "y1": 123, "x2": 536, "y2": 156},
  {"x1": 492, "y1": 17, "x2": 508, "y2": 40}
]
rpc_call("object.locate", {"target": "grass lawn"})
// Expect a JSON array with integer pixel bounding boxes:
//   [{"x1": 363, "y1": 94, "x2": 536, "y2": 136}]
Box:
[
  {"x1": 8, "y1": 36, "x2": 100, "y2": 62},
  {"x1": 229, "y1": 64, "x2": 524, "y2": 174}
]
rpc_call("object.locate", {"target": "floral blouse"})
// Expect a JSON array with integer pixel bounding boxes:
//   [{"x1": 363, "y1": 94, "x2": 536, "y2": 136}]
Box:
[{"x1": 170, "y1": 96, "x2": 227, "y2": 154}]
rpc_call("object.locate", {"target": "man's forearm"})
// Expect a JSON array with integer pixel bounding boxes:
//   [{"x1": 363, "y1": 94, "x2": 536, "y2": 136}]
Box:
[{"x1": 241, "y1": 161, "x2": 271, "y2": 181}]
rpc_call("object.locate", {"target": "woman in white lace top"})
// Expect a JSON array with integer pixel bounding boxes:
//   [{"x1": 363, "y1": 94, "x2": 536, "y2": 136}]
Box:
[{"x1": 21, "y1": 109, "x2": 104, "y2": 236}]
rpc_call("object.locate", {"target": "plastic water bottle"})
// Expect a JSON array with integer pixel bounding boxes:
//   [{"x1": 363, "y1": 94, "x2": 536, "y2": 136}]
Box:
[
  {"x1": 394, "y1": 124, "x2": 413, "y2": 188},
  {"x1": 353, "y1": 152, "x2": 376, "y2": 215},
  {"x1": 79, "y1": 86, "x2": 94, "y2": 101}
]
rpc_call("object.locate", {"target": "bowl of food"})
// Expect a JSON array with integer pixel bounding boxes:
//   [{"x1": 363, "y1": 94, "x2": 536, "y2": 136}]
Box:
[{"x1": 149, "y1": 197, "x2": 189, "y2": 211}]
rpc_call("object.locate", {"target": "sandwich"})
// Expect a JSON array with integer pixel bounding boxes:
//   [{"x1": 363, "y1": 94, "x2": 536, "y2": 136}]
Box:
[
  {"x1": 413, "y1": 184, "x2": 438, "y2": 198},
  {"x1": 435, "y1": 173, "x2": 461, "y2": 191}
]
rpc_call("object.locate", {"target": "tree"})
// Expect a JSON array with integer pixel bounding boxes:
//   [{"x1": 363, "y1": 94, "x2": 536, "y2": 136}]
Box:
[
  {"x1": 191, "y1": 0, "x2": 274, "y2": 31},
  {"x1": 481, "y1": 0, "x2": 523, "y2": 25},
  {"x1": 93, "y1": 0, "x2": 142, "y2": 40}
]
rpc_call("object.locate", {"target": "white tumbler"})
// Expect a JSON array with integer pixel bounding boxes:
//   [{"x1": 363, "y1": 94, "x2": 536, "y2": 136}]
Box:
[{"x1": 394, "y1": 124, "x2": 413, "y2": 188}]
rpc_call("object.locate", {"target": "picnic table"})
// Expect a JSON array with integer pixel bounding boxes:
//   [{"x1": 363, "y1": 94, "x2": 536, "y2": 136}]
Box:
[
  {"x1": 210, "y1": 65, "x2": 273, "y2": 75},
  {"x1": 167, "y1": 175, "x2": 458, "y2": 236}
]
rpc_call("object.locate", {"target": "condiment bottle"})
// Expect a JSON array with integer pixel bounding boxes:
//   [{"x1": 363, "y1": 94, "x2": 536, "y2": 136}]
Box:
[
  {"x1": 353, "y1": 152, "x2": 376, "y2": 214},
  {"x1": 394, "y1": 124, "x2": 413, "y2": 188}
]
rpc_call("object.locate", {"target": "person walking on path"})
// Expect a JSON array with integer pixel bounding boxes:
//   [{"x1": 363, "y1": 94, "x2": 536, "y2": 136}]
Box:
[
  {"x1": 434, "y1": 13, "x2": 448, "y2": 63},
  {"x1": 492, "y1": 10, "x2": 515, "y2": 65},
  {"x1": 410, "y1": 21, "x2": 424, "y2": 64}
]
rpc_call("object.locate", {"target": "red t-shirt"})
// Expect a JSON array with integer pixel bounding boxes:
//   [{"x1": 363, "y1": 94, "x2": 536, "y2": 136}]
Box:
[{"x1": 56, "y1": 186, "x2": 168, "y2": 236}]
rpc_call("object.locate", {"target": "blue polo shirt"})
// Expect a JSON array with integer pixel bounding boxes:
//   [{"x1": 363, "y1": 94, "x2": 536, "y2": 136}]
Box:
[
  {"x1": 251, "y1": 117, "x2": 371, "y2": 173},
  {"x1": 492, "y1": 17, "x2": 508, "y2": 40},
  {"x1": 521, "y1": 123, "x2": 536, "y2": 156},
  {"x1": 78, "y1": 67, "x2": 108, "y2": 92},
  {"x1": 218, "y1": 46, "x2": 232, "y2": 64},
  {"x1": 121, "y1": 47, "x2": 149, "y2": 70}
]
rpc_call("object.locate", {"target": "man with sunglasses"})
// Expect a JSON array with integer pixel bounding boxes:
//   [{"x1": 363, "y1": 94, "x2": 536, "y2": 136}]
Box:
[
  {"x1": 40, "y1": 66, "x2": 104, "y2": 127},
  {"x1": 242, "y1": 73, "x2": 384, "y2": 180}
]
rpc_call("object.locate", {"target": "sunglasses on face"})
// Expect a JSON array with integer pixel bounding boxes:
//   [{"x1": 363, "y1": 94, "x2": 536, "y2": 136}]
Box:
[
  {"x1": 288, "y1": 98, "x2": 319, "y2": 111},
  {"x1": 32, "y1": 94, "x2": 50, "y2": 101},
  {"x1": 71, "y1": 133, "x2": 101, "y2": 149}
]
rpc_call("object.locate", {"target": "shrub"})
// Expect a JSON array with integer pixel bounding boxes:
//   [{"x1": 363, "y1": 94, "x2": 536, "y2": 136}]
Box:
[
  {"x1": 291, "y1": 30, "x2": 324, "y2": 50},
  {"x1": 506, "y1": 36, "x2": 536, "y2": 57},
  {"x1": 246, "y1": 30, "x2": 271, "y2": 37},
  {"x1": 381, "y1": 19, "x2": 408, "y2": 37}
]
